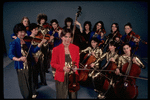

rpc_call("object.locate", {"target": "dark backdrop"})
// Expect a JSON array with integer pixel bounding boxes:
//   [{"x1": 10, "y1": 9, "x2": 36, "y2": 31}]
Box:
[{"x1": 3, "y1": 1, "x2": 148, "y2": 58}]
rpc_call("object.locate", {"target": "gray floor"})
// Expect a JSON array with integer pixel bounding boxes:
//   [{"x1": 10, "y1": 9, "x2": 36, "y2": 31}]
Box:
[{"x1": 3, "y1": 56, "x2": 148, "y2": 99}]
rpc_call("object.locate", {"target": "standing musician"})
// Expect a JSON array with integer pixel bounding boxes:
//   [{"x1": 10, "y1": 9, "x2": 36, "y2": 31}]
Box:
[
  {"x1": 115, "y1": 43, "x2": 145, "y2": 99},
  {"x1": 80, "y1": 37, "x2": 103, "y2": 78},
  {"x1": 29, "y1": 23, "x2": 48, "y2": 91},
  {"x1": 89, "y1": 21, "x2": 106, "y2": 44},
  {"x1": 37, "y1": 13, "x2": 51, "y2": 73},
  {"x1": 121, "y1": 22, "x2": 139, "y2": 53},
  {"x1": 11, "y1": 16, "x2": 31, "y2": 39},
  {"x1": 90, "y1": 41, "x2": 119, "y2": 99},
  {"x1": 80, "y1": 21, "x2": 92, "y2": 50},
  {"x1": 8, "y1": 23, "x2": 46, "y2": 99},
  {"x1": 49, "y1": 19, "x2": 63, "y2": 77},
  {"x1": 49, "y1": 19, "x2": 62, "y2": 48},
  {"x1": 103, "y1": 23, "x2": 121, "y2": 51},
  {"x1": 50, "y1": 29, "x2": 79, "y2": 99},
  {"x1": 63, "y1": 17, "x2": 84, "y2": 49}
]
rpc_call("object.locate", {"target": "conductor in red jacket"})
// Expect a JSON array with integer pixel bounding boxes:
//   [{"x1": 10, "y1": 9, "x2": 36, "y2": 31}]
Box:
[{"x1": 50, "y1": 29, "x2": 80, "y2": 99}]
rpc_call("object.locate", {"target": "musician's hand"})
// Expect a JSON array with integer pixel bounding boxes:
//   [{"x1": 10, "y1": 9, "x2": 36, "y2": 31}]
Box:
[
  {"x1": 41, "y1": 39, "x2": 47, "y2": 44},
  {"x1": 72, "y1": 66, "x2": 77, "y2": 72},
  {"x1": 19, "y1": 56, "x2": 27, "y2": 62},
  {"x1": 115, "y1": 68, "x2": 120, "y2": 75},
  {"x1": 134, "y1": 38, "x2": 140, "y2": 43},
  {"x1": 75, "y1": 20, "x2": 81, "y2": 26},
  {"x1": 91, "y1": 52, "x2": 95, "y2": 56},
  {"x1": 90, "y1": 63, "x2": 95, "y2": 68},
  {"x1": 109, "y1": 57, "x2": 115, "y2": 62},
  {"x1": 132, "y1": 57, "x2": 140, "y2": 66},
  {"x1": 63, "y1": 66, "x2": 70, "y2": 72},
  {"x1": 12, "y1": 36, "x2": 17, "y2": 39}
]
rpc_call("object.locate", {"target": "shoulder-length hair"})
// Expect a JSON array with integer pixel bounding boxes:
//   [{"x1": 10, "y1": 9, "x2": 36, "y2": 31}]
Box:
[
  {"x1": 111, "y1": 23, "x2": 120, "y2": 33},
  {"x1": 83, "y1": 21, "x2": 92, "y2": 31},
  {"x1": 21, "y1": 16, "x2": 30, "y2": 25}
]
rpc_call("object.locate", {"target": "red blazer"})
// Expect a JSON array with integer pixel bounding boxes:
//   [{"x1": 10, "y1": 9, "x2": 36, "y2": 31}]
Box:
[{"x1": 50, "y1": 43, "x2": 80, "y2": 82}]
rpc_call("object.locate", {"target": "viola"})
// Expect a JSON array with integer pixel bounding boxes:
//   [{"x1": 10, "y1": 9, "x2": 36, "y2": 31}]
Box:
[{"x1": 68, "y1": 61, "x2": 80, "y2": 92}]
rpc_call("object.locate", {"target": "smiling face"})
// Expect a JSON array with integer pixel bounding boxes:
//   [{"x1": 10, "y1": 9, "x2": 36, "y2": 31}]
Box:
[
  {"x1": 31, "y1": 27, "x2": 38, "y2": 36},
  {"x1": 96, "y1": 23, "x2": 102, "y2": 30},
  {"x1": 17, "y1": 31, "x2": 26, "y2": 39},
  {"x1": 52, "y1": 22, "x2": 58, "y2": 29},
  {"x1": 125, "y1": 26, "x2": 132, "y2": 34},
  {"x1": 111, "y1": 24, "x2": 117, "y2": 32},
  {"x1": 91, "y1": 40, "x2": 98, "y2": 48},
  {"x1": 85, "y1": 24, "x2": 90, "y2": 30},
  {"x1": 22, "y1": 18, "x2": 29, "y2": 27},
  {"x1": 109, "y1": 44, "x2": 116, "y2": 52},
  {"x1": 61, "y1": 32, "x2": 72, "y2": 46}
]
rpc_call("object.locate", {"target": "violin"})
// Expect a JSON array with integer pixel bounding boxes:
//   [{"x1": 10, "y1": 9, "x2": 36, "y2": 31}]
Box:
[
  {"x1": 68, "y1": 61, "x2": 80, "y2": 92},
  {"x1": 35, "y1": 32, "x2": 50, "y2": 40},
  {"x1": 26, "y1": 26, "x2": 29, "y2": 31},
  {"x1": 126, "y1": 31, "x2": 147, "y2": 45},
  {"x1": 96, "y1": 29, "x2": 106, "y2": 35},
  {"x1": 23, "y1": 35, "x2": 50, "y2": 43},
  {"x1": 114, "y1": 50, "x2": 140, "y2": 99},
  {"x1": 23, "y1": 36, "x2": 42, "y2": 43}
]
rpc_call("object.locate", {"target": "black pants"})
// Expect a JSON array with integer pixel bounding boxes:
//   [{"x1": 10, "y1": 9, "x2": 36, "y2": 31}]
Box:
[{"x1": 16, "y1": 68, "x2": 32, "y2": 99}]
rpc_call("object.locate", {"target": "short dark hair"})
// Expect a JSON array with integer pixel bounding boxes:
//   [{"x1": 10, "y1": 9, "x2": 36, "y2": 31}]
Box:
[
  {"x1": 13, "y1": 23, "x2": 26, "y2": 36},
  {"x1": 61, "y1": 29, "x2": 73, "y2": 38},
  {"x1": 90, "y1": 37, "x2": 99, "y2": 43},
  {"x1": 124, "y1": 22, "x2": 132, "y2": 28},
  {"x1": 109, "y1": 41, "x2": 117, "y2": 47},
  {"x1": 29, "y1": 23, "x2": 39, "y2": 31},
  {"x1": 50, "y1": 19, "x2": 58, "y2": 24}
]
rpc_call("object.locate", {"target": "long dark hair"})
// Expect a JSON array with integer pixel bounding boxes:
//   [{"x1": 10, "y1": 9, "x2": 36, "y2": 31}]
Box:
[
  {"x1": 92, "y1": 21, "x2": 105, "y2": 32},
  {"x1": 111, "y1": 23, "x2": 120, "y2": 33},
  {"x1": 63, "y1": 17, "x2": 73, "y2": 30},
  {"x1": 83, "y1": 21, "x2": 92, "y2": 32}
]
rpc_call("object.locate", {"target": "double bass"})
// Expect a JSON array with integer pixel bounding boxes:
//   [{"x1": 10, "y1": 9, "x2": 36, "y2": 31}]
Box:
[
  {"x1": 114, "y1": 50, "x2": 141, "y2": 99},
  {"x1": 72, "y1": 6, "x2": 86, "y2": 48}
]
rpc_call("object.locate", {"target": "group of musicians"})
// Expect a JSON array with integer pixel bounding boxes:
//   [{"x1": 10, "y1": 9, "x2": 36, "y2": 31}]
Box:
[{"x1": 8, "y1": 13, "x2": 147, "y2": 99}]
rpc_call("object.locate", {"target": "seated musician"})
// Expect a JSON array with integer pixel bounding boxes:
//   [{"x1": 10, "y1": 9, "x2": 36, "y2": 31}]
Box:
[
  {"x1": 90, "y1": 41, "x2": 119, "y2": 99},
  {"x1": 80, "y1": 37, "x2": 103, "y2": 77},
  {"x1": 115, "y1": 43, "x2": 145, "y2": 75}
]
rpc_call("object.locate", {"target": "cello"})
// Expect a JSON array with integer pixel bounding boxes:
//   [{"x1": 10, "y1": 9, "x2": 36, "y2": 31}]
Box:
[{"x1": 114, "y1": 49, "x2": 141, "y2": 99}]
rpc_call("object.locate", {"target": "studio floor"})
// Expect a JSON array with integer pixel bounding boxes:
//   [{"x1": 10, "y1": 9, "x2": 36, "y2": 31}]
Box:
[{"x1": 3, "y1": 56, "x2": 148, "y2": 99}]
